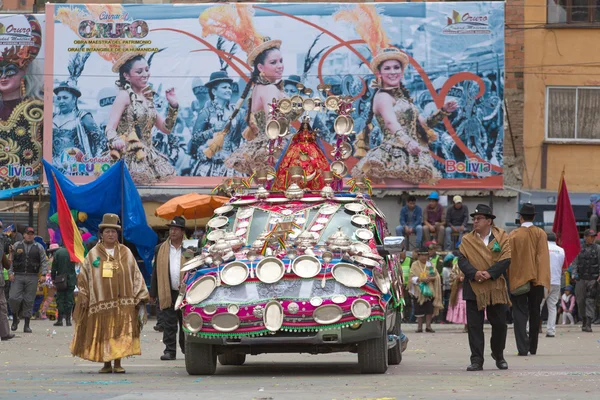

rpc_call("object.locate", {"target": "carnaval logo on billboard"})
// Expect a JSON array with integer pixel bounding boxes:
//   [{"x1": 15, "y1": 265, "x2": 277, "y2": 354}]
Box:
[
  {"x1": 45, "y1": 3, "x2": 504, "y2": 189},
  {"x1": 0, "y1": 14, "x2": 44, "y2": 191}
]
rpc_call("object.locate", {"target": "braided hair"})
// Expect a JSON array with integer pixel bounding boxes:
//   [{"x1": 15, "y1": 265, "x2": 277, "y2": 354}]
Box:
[{"x1": 244, "y1": 47, "x2": 279, "y2": 125}]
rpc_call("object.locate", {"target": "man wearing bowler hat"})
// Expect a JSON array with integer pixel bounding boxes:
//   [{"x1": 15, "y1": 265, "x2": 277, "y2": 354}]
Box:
[
  {"x1": 191, "y1": 70, "x2": 245, "y2": 177},
  {"x1": 150, "y1": 217, "x2": 187, "y2": 360},
  {"x1": 457, "y1": 204, "x2": 511, "y2": 371},
  {"x1": 508, "y1": 203, "x2": 550, "y2": 356}
]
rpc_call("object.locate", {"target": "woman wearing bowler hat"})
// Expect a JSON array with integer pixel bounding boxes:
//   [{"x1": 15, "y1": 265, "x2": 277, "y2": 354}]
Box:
[
  {"x1": 70, "y1": 214, "x2": 149, "y2": 373},
  {"x1": 52, "y1": 62, "x2": 104, "y2": 169},
  {"x1": 191, "y1": 71, "x2": 245, "y2": 177}
]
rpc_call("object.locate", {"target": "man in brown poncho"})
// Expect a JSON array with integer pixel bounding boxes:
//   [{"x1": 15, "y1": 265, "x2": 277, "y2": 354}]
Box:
[
  {"x1": 508, "y1": 203, "x2": 550, "y2": 356},
  {"x1": 458, "y1": 204, "x2": 511, "y2": 371}
]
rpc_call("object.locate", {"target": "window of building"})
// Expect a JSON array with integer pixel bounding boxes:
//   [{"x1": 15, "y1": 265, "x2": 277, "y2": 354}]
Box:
[
  {"x1": 546, "y1": 87, "x2": 600, "y2": 141},
  {"x1": 547, "y1": 0, "x2": 600, "y2": 24}
]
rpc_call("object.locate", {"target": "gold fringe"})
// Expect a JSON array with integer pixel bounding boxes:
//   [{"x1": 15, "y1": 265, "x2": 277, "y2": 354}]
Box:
[
  {"x1": 242, "y1": 112, "x2": 259, "y2": 141},
  {"x1": 204, "y1": 130, "x2": 227, "y2": 158},
  {"x1": 475, "y1": 280, "x2": 512, "y2": 311},
  {"x1": 71, "y1": 303, "x2": 139, "y2": 362},
  {"x1": 354, "y1": 130, "x2": 370, "y2": 158}
]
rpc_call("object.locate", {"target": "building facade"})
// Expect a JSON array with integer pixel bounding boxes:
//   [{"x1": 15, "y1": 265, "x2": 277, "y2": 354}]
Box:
[{"x1": 521, "y1": 0, "x2": 600, "y2": 225}]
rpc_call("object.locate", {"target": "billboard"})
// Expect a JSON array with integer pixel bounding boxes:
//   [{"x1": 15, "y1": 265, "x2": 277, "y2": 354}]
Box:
[
  {"x1": 0, "y1": 14, "x2": 44, "y2": 191},
  {"x1": 44, "y1": 2, "x2": 504, "y2": 189}
]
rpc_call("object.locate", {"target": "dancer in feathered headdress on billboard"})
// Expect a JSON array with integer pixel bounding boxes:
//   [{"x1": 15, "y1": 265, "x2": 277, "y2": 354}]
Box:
[{"x1": 335, "y1": 5, "x2": 457, "y2": 185}]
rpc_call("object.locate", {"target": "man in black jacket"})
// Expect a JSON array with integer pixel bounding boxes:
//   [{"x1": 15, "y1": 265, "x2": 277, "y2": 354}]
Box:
[
  {"x1": 571, "y1": 229, "x2": 600, "y2": 332},
  {"x1": 445, "y1": 195, "x2": 469, "y2": 250},
  {"x1": 457, "y1": 204, "x2": 511, "y2": 371},
  {"x1": 150, "y1": 217, "x2": 186, "y2": 360}
]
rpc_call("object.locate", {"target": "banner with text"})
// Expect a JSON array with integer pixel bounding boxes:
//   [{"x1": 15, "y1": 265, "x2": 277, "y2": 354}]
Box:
[
  {"x1": 45, "y1": 2, "x2": 504, "y2": 189},
  {"x1": 0, "y1": 14, "x2": 44, "y2": 191}
]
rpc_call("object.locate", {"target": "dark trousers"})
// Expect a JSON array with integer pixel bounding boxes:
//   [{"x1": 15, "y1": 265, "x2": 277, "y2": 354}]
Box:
[
  {"x1": 4, "y1": 283, "x2": 11, "y2": 316},
  {"x1": 402, "y1": 287, "x2": 412, "y2": 322},
  {"x1": 575, "y1": 279, "x2": 598, "y2": 320},
  {"x1": 466, "y1": 300, "x2": 507, "y2": 365},
  {"x1": 511, "y1": 284, "x2": 545, "y2": 355},
  {"x1": 162, "y1": 290, "x2": 185, "y2": 356},
  {"x1": 441, "y1": 289, "x2": 451, "y2": 322},
  {"x1": 56, "y1": 289, "x2": 74, "y2": 315},
  {"x1": 9, "y1": 274, "x2": 39, "y2": 319}
]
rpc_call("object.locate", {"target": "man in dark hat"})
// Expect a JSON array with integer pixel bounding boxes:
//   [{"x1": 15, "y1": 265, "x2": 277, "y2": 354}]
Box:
[
  {"x1": 508, "y1": 203, "x2": 550, "y2": 356},
  {"x1": 457, "y1": 204, "x2": 511, "y2": 371},
  {"x1": 283, "y1": 75, "x2": 302, "y2": 97},
  {"x1": 571, "y1": 229, "x2": 600, "y2": 332},
  {"x1": 191, "y1": 70, "x2": 245, "y2": 177},
  {"x1": 52, "y1": 81, "x2": 103, "y2": 167},
  {"x1": 150, "y1": 216, "x2": 187, "y2": 360}
]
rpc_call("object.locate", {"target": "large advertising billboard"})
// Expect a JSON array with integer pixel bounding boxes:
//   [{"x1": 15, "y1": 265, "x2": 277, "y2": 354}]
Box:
[
  {"x1": 44, "y1": 2, "x2": 504, "y2": 188},
  {"x1": 0, "y1": 14, "x2": 44, "y2": 191}
]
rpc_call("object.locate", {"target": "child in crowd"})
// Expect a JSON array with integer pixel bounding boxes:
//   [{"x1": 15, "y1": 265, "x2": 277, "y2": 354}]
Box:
[
  {"x1": 560, "y1": 285, "x2": 576, "y2": 325},
  {"x1": 440, "y1": 253, "x2": 454, "y2": 323},
  {"x1": 447, "y1": 253, "x2": 468, "y2": 332}
]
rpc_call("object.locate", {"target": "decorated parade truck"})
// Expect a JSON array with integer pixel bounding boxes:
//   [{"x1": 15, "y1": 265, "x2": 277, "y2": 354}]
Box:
[{"x1": 175, "y1": 88, "x2": 405, "y2": 375}]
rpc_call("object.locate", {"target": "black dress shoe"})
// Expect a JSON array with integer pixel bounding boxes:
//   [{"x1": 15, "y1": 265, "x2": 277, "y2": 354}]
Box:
[
  {"x1": 467, "y1": 363, "x2": 483, "y2": 371},
  {"x1": 11, "y1": 320, "x2": 18, "y2": 331},
  {"x1": 1, "y1": 334, "x2": 15, "y2": 341},
  {"x1": 491, "y1": 353, "x2": 508, "y2": 370},
  {"x1": 153, "y1": 325, "x2": 164, "y2": 332},
  {"x1": 518, "y1": 352, "x2": 528, "y2": 356},
  {"x1": 496, "y1": 359, "x2": 508, "y2": 370},
  {"x1": 160, "y1": 353, "x2": 176, "y2": 361}
]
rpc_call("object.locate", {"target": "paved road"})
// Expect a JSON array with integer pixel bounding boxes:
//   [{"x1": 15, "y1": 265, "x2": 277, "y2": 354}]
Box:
[{"x1": 1, "y1": 320, "x2": 599, "y2": 400}]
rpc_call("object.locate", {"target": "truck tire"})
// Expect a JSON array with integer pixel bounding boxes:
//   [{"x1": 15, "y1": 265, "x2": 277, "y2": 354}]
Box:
[
  {"x1": 388, "y1": 312, "x2": 402, "y2": 365},
  {"x1": 185, "y1": 339, "x2": 217, "y2": 375},
  {"x1": 218, "y1": 353, "x2": 246, "y2": 366},
  {"x1": 358, "y1": 321, "x2": 388, "y2": 374}
]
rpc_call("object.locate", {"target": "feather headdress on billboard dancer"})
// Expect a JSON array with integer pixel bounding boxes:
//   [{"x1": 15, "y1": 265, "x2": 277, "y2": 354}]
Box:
[
  {"x1": 334, "y1": 5, "x2": 457, "y2": 184},
  {"x1": 56, "y1": 6, "x2": 178, "y2": 184},
  {"x1": 199, "y1": 4, "x2": 289, "y2": 175}
]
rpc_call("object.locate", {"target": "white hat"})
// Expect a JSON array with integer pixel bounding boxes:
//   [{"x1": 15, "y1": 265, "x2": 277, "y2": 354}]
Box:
[{"x1": 453, "y1": 195, "x2": 463, "y2": 204}]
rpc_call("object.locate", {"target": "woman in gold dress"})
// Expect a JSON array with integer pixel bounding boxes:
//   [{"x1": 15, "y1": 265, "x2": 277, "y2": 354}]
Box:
[
  {"x1": 199, "y1": 4, "x2": 286, "y2": 176},
  {"x1": 105, "y1": 53, "x2": 179, "y2": 184},
  {"x1": 71, "y1": 214, "x2": 149, "y2": 373},
  {"x1": 334, "y1": 5, "x2": 457, "y2": 185}
]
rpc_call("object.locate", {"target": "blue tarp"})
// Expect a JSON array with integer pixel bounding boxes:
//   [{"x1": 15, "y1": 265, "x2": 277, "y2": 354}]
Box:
[
  {"x1": 0, "y1": 184, "x2": 39, "y2": 200},
  {"x1": 43, "y1": 160, "x2": 157, "y2": 282}
]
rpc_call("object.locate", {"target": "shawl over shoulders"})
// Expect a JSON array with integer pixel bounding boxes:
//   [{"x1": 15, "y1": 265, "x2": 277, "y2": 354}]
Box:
[{"x1": 70, "y1": 243, "x2": 149, "y2": 362}]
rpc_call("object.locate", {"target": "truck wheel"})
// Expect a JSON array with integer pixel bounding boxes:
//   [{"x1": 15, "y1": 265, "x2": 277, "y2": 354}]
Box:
[
  {"x1": 388, "y1": 312, "x2": 402, "y2": 365},
  {"x1": 218, "y1": 353, "x2": 246, "y2": 366},
  {"x1": 358, "y1": 321, "x2": 388, "y2": 374},
  {"x1": 185, "y1": 339, "x2": 217, "y2": 375}
]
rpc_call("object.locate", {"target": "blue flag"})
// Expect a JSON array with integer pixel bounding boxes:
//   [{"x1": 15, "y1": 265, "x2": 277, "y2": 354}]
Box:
[{"x1": 43, "y1": 160, "x2": 157, "y2": 282}]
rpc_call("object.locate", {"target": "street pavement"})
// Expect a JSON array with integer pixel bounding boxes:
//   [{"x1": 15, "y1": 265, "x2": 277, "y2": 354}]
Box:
[{"x1": 1, "y1": 320, "x2": 599, "y2": 400}]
